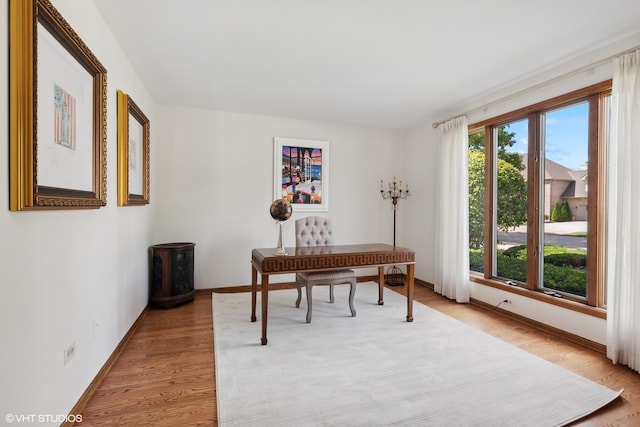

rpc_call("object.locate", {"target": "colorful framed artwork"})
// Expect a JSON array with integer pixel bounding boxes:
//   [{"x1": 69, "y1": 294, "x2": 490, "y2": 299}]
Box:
[
  {"x1": 9, "y1": 0, "x2": 107, "y2": 210},
  {"x1": 117, "y1": 90, "x2": 150, "y2": 206},
  {"x1": 274, "y1": 137, "x2": 329, "y2": 212}
]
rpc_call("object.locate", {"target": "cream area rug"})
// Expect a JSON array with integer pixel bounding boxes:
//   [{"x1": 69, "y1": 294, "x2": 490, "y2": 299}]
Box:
[{"x1": 212, "y1": 282, "x2": 622, "y2": 426}]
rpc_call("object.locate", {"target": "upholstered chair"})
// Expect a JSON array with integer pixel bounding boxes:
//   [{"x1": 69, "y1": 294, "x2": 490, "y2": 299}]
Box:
[{"x1": 295, "y1": 216, "x2": 356, "y2": 323}]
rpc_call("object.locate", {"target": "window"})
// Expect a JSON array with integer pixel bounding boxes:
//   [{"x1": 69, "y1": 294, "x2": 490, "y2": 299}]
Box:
[{"x1": 468, "y1": 82, "x2": 610, "y2": 309}]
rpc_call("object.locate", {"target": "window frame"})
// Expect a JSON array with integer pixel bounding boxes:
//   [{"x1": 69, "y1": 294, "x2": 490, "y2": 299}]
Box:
[{"x1": 468, "y1": 81, "x2": 611, "y2": 317}]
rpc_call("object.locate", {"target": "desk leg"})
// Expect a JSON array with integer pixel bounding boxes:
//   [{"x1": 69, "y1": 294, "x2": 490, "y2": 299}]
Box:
[
  {"x1": 261, "y1": 274, "x2": 270, "y2": 345},
  {"x1": 406, "y1": 264, "x2": 415, "y2": 322},
  {"x1": 251, "y1": 265, "x2": 257, "y2": 322},
  {"x1": 377, "y1": 266, "x2": 384, "y2": 305}
]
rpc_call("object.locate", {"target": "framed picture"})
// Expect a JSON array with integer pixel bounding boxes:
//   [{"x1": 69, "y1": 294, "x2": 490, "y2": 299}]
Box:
[
  {"x1": 117, "y1": 90, "x2": 150, "y2": 206},
  {"x1": 9, "y1": 0, "x2": 107, "y2": 210},
  {"x1": 274, "y1": 137, "x2": 329, "y2": 212}
]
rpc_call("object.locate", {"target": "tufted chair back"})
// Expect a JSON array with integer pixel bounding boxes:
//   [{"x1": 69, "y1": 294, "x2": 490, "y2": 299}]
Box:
[
  {"x1": 296, "y1": 216, "x2": 334, "y2": 247},
  {"x1": 293, "y1": 215, "x2": 356, "y2": 323}
]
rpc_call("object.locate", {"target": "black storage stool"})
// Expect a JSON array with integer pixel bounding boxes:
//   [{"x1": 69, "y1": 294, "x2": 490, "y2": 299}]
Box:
[{"x1": 149, "y1": 242, "x2": 195, "y2": 308}]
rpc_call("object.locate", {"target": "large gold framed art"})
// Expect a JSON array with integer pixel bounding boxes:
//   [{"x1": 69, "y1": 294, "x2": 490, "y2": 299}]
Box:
[
  {"x1": 117, "y1": 90, "x2": 150, "y2": 206},
  {"x1": 9, "y1": 0, "x2": 107, "y2": 210}
]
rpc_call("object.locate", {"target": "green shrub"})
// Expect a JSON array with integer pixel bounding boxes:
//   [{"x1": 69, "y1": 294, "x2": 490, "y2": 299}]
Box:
[
  {"x1": 551, "y1": 202, "x2": 561, "y2": 222},
  {"x1": 543, "y1": 263, "x2": 586, "y2": 296},
  {"x1": 496, "y1": 253, "x2": 527, "y2": 282},
  {"x1": 501, "y1": 245, "x2": 526, "y2": 259},
  {"x1": 560, "y1": 201, "x2": 572, "y2": 221},
  {"x1": 544, "y1": 252, "x2": 587, "y2": 268},
  {"x1": 469, "y1": 249, "x2": 484, "y2": 272}
]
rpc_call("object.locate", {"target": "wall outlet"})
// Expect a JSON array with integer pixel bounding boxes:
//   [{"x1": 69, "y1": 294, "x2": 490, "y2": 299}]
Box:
[
  {"x1": 64, "y1": 342, "x2": 76, "y2": 365},
  {"x1": 503, "y1": 299, "x2": 512, "y2": 305}
]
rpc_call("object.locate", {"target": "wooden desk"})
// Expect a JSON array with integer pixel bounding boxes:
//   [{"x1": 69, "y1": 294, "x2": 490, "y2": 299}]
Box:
[{"x1": 251, "y1": 243, "x2": 416, "y2": 345}]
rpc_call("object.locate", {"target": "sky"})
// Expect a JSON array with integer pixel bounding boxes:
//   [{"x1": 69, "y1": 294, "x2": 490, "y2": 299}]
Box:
[{"x1": 507, "y1": 101, "x2": 589, "y2": 171}]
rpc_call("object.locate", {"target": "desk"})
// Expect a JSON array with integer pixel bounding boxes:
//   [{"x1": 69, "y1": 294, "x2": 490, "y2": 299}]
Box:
[{"x1": 251, "y1": 243, "x2": 415, "y2": 345}]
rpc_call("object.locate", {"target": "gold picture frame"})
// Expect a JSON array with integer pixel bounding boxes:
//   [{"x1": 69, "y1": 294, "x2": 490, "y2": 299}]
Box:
[
  {"x1": 117, "y1": 90, "x2": 150, "y2": 206},
  {"x1": 9, "y1": 0, "x2": 107, "y2": 210}
]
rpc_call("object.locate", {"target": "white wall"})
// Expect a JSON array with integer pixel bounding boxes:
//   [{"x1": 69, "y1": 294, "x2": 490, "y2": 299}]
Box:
[
  {"x1": 152, "y1": 106, "x2": 404, "y2": 287},
  {"x1": 0, "y1": 0, "x2": 155, "y2": 423},
  {"x1": 402, "y1": 120, "x2": 439, "y2": 284}
]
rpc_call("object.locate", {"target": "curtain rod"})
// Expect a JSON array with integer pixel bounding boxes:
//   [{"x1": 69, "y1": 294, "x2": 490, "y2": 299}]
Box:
[{"x1": 432, "y1": 45, "x2": 640, "y2": 129}]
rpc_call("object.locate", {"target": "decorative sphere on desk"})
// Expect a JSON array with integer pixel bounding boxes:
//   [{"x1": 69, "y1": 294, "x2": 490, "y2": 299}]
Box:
[
  {"x1": 270, "y1": 199, "x2": 292, "y2": 222},
  {"x1": 270, "y1": 199, "x2": 291, "y2": 256}
]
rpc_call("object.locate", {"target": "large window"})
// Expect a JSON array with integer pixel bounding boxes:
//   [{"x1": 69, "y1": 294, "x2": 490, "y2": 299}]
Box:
[{"x1": 468, "y1": 82, "x2": 610, "y2": 309}]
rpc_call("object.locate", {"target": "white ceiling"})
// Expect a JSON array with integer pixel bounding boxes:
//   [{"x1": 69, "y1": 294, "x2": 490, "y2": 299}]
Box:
[{"x1": 93, "y1": 0, "x2": 640, "y2": 129}]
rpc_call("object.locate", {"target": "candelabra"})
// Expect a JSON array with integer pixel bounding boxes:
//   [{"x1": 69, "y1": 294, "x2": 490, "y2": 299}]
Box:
[{"x1": 380, "y1": 177, "x2": 410, "y2": 286}]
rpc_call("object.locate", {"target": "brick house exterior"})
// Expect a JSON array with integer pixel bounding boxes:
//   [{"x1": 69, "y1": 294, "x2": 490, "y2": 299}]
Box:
[{"x1": 521, "y1": 154, "x2": 588, "y2": 221}]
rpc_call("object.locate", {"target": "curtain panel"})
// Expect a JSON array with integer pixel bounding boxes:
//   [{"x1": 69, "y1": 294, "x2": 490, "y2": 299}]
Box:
[
  {"x1": 606, "y1": 49, "x2": 640, "y2": 372},
  {"x1": 434, "y1": 116, "x2": 470, "y2": 303}
]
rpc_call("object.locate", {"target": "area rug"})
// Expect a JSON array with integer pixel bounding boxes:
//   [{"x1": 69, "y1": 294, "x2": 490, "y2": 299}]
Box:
[{"x1": 212, "y1": 282, "x2": 622, "y2": 426}]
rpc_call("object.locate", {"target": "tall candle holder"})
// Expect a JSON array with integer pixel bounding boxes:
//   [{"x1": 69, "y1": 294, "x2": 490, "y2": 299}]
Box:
[{"x1": 380, "y1": 177, "x2": 410, "y2": 286}]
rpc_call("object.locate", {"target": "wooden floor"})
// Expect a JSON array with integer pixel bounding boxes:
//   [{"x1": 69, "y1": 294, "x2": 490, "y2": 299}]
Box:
[{"x1": 77, "y1": 283, "x2": 640, "y2": 426}]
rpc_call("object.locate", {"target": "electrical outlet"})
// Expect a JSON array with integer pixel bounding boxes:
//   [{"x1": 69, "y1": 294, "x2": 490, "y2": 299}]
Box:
[
  {"x1": 64, "y1": 342, "x2": 76, "y2": 365},
  {"x1": 504, "y1": 299, "x2": 512, "y2": 305}
]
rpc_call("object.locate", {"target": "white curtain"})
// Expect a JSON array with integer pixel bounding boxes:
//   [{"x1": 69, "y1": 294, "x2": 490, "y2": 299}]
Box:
[
  {"x1": 606, "y1": 49, "x2": 640, "y2": 372},
  {"x1": 434, "y1": 116, "x2": 470, "y2": 303}
]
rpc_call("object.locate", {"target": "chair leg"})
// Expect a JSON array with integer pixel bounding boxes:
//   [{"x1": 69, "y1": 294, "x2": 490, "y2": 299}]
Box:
[
  {"x1": 329, "y1": 284, "x2": 335, "y2": 303},
  {"x1": 295, "y1": 280, "x2": 302, "y2": 308},
  {"x1": 306, "y1": 283, "x2": 313, "y2": 323},
  {"x1": 348, "y1": 279, "x2": 356, "y2": 317}
]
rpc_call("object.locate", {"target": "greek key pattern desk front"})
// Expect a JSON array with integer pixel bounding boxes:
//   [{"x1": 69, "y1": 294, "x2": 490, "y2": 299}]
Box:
[{"x1": 251, "y1": 243, "x2": 416, "y2": 345}]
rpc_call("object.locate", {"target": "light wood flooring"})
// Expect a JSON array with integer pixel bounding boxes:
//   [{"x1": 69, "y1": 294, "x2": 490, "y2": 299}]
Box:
[{"x1": 77, "y1": 283, "x2": 640, "y2": 426}]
